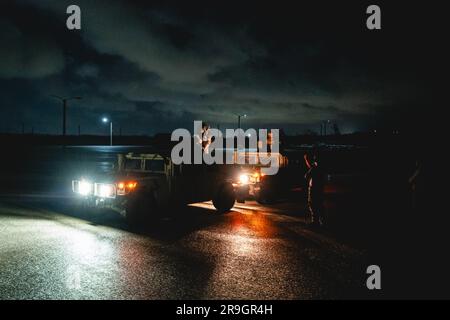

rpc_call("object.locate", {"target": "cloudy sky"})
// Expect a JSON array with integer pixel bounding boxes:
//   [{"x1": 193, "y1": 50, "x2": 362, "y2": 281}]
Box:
[{"x1": 0, "y1": 1, "x2": 440, "y2": 135}]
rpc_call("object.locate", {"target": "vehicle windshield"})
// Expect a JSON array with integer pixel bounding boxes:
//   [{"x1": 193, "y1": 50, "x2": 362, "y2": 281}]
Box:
[
  {"x1": 124, "y1": 159, "x2": 141, "y2": 171},
  {"x1": 145, "y1": 159, "x2": 165, "y2": 172}
]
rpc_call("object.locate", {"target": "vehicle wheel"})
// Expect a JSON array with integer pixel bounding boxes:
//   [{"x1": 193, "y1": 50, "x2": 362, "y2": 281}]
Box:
[
  {"x1": 125, "y1": 191, "x2": 157, "y2": 226},
  {"x1": 256, "y1": 187, "x2": 274, "y2": 205},
  {"x1": 213, "y1": 183, "x2": 236, "y2": 213}
]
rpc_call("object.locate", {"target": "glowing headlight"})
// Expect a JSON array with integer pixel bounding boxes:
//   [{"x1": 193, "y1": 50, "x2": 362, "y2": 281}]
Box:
[
  {"x1": 78, "y1": 180, "x2": 93, "y2": 196},
  {"x1": 95, "y1": 183, "x2": 116, "y2": 198},
  {"x1": 239, "y1": 174, "x2": 250, "y2": 184}
]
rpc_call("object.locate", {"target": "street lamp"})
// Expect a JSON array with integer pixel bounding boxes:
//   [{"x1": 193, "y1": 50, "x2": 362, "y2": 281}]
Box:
[
  {"x1": 51, "y1": 95, "x2": 82, "y2": 138},
  {"x1": 321, "y1": 119, "x2": 331, "y2": 136},
  {"x1": 237, "y1": 114, "x2": 247, "y2": 129},
  {"x1": 102, "y1": 117, "x2": 113, "y2": 146}
]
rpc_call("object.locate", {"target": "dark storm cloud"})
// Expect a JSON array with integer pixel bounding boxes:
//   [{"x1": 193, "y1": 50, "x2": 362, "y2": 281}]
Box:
[
  {"x1": 0, "y1": 1, "x2": 432, "y2": 134},
  {"x1": 0, "y1": 13, "x2": 64, "y2": 79}
]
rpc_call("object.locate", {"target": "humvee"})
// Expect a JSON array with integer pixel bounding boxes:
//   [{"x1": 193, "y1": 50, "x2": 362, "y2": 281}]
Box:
[{"x1": 72, "y1": 151, "x2": 288, "y2": 225}]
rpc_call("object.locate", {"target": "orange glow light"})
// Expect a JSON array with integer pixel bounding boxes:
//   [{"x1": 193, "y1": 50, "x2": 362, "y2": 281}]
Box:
[{"x1": 127, "y1": 182, "x2": 137, "y2": 189}]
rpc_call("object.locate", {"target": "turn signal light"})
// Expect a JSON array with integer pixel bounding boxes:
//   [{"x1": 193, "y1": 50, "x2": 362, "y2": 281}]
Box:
[
  {"x1": 116, "y1": 181, "x2": 138, "y2": 195},
  {"x1": 127, "y1": 182, "x2": 137, "y2": 189}
]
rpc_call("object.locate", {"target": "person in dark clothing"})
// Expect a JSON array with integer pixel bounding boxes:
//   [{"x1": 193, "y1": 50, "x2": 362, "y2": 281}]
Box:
[{"x1": 304, "y1": 152, "x2": 325, "y2": 226}]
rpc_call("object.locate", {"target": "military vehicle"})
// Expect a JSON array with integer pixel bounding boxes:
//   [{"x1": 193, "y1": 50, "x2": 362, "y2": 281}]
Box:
[{"x1": 72, "y1": 150, "x2": 288, "y2": 225}]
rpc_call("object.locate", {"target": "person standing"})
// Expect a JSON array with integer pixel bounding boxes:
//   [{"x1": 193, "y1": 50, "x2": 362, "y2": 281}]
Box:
[
  {"x1": 201, "y1": 122, "x2": 211, "y2": 153},
  {"x1": 304, "y1": 152, "x2": 325, "y2": 226},
  {"x1": 194, "y1": 122, "x2": 211, "y2": 154}
]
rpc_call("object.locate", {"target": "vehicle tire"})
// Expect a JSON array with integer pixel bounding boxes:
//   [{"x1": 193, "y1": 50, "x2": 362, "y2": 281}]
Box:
[
  {"x1": 256, "y1": 186, "x2": 274, "y2": 205},
  {"x1": 125, "y1": 191, "x2": 157, "y2": 227},
  {"x1": 213, "y1": 183, "x2": 236, "y2": 213}
]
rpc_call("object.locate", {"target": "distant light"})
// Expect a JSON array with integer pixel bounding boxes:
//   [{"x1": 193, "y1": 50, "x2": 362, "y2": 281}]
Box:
[{"x1": 102, "y1": 117, "x2": 109, "y2": 123}]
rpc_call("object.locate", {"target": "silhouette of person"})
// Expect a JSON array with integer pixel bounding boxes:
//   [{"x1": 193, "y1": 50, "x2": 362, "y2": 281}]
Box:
[
  {"x1": 194, "y1": 122, "x2": 211, "y2": 154},
  {"x1": 304, "y1": 151, "x2": 325, "y2": 226},
  {"x1": 201, "y1": 122, "x2": 211, "y2": 153}
]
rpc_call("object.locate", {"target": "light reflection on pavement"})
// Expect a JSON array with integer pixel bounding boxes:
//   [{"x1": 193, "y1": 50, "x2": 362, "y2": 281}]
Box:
[{"x1": 0, "y1": 199, "x2": 367, "y2": 299}]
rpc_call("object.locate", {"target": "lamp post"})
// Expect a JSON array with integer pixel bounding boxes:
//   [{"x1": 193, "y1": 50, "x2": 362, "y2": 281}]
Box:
[
  {"x1": 322, "y1": 120, "x2": 331, "y2": 136},
  {"x1": 51, "y1": 95, "x2": 82, "y2": 138},
  {"x1": 102, "y1": 117, "x2": 113, "y2": 146},
  {"x1": 237, "y1": 114, "x2": 247, "y2": 129}
]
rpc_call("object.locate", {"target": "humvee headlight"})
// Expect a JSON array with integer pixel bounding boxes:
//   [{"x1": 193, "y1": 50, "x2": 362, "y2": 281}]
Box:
[
  {"x1": 236, "y1": 172, "x2": 260, "y2": 185},
  {"x1": 95, "y1": 183, "x2": 116, "y2": 199},
  {"x1": 78, "y1": 180, "x2": 93, "y2": 196},
  {"x1": 239, "y1": 174, "x2": 250, "y2": 185}
]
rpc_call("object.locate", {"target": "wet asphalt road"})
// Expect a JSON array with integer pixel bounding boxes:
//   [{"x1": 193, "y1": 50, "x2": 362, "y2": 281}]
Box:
[{"x1": 0, "y1": 195, "x2": 369, "y2": 300}]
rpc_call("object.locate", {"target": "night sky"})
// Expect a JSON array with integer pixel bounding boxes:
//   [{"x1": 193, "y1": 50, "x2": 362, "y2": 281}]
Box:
[{"x1": 0, "y1": 1, "x2": 441, "y2": 135}]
